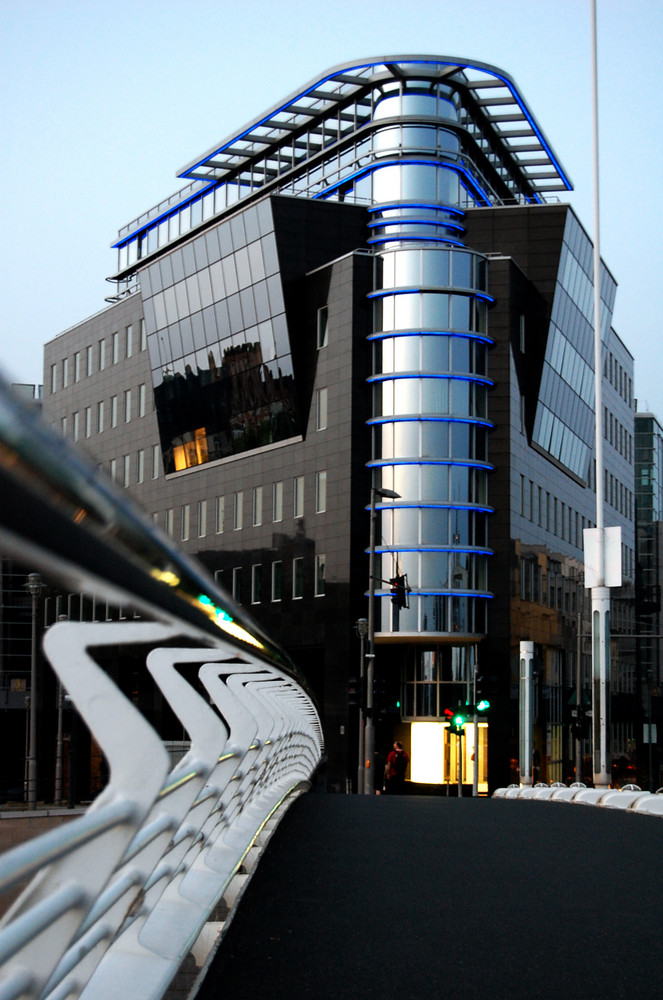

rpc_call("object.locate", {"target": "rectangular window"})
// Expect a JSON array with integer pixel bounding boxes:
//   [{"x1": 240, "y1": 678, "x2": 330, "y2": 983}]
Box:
[
  {"x1": 109, "y1": 458, "x2": 117, "y2": 482},
  {"x1": 294, "y1": 476, "x2": 304, "y2": 518},
  {"x1": 316, "y1": 387, "x2": 328, "y2": 430},
  {"x1": 165, "y1": 509, "x2": 174, "y2": 536},
  {"x1": 273, "y1": 481, "x2": 283, "y2": 522},
  {"x1": 151, "y1": 444, "x2": 160, "y2": 479},
  {"x1": 126, "y1": 324, "x2": 133, "y2": 358},
  {"x1": 140, "y1": 318, "x2": 147, "y2": 352},
  {"x1": 98, "y1": 338, "x2": 106, "y2": 372},
  {"x1": 138, "y1": 383, "x2": 146, "y2": 417},
  {"x1": 62, "y1": 357, "x2": 69, "y2": 388},
  {"x1": 251, "y1": 564, "x2": 262, "y2": 604},
  {"x1": 74, "y1": 352, "x2": 81, "y2": 383},
  {"x1": 84, "y1": 406, "x2": 92, "y2": 438},
  {"x1": 86, "y1": 345, "x2": 93, "y2": 377},
  {"x1": 50, "y1": 364, "x2": 57, "y2": 394},
  {"x1": 72, "y1": 411, "x2": 79, "y2": 441},
  {"x1": 112, "y1": 332, "x2": 119, "y2": 364},
  {"x1": 124, "y1": 389, "x2": 131, "y2": 423},
  {"x1": 271, "y1": 561, "x2": 283, "y2": 602},
  {"x1": 198, "y1": 499, "x2": 207, "y2": 537},
  {"x1": 317, "y1": 305, "x2": 328, "y2": 349},
  {"x1": 97, "y1": 400, "x2": 105, "y2": 434},
  {"x1": 316, "y1": 470, "x2": 327, "y2": 513},
  {"x1": 137, "y1": 449, "x2": 145, "y2": 484},
  {"x1": 232, "y1": 567, "x2": 241, "y2": 601},
  {"x1": 61, "y1": 415, "x2": 67, "y2": 436},
  {"x1": 181, "y1": 504, "x2": 190, "y2": 541},
  {"x1": 315, "y1": 554, "x2": 326, "y2": 597},
  {"x1": 110, "y1": 395, "x2": 118, "y2": 428},
  {"x1": 252, "y1": 486, "x2": 263, "y2": 526},
  {"x1": 233, "y1": 491, "x2": 243, "y2": 530},
  {"x1": 122, "y1": 454, "x2": 130, "y2": 488},
  {"x1": 293, "y1": 557, "x2": 304, "y2": 599},
  {"x1": 215, "y1": 496, "x2": 225, "y2": 533}
]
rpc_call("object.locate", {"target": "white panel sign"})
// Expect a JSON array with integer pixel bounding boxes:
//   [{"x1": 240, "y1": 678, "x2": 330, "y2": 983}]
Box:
[{"x1": 583, "y1": 526, "x2": 622, "y2": 589}]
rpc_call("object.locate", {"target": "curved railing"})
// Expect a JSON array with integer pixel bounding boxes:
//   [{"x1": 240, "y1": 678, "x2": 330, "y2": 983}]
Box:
[
  {"x1": 0, "y1": 376, "x2": 324, "y2": 1000},
  {"x1": 492, "y1": 783, "x2": 663, "y2": 815}
]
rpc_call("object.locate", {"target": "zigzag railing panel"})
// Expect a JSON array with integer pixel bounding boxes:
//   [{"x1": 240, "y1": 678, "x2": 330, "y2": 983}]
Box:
[{"x1": 0, "y1": 375, "x2": 324, "y2": 1000}]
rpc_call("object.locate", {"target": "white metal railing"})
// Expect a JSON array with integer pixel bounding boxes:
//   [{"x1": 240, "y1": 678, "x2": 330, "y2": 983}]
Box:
[
  {"x1": 492, "y1": 783, "x2": 663, "y2": 815},
  {"x1": 0, "y1": 621, "x2": 323, "y2": 1000},
  {"x1": 0, "y1": 376, "x2": 324, "y2": 1000}
]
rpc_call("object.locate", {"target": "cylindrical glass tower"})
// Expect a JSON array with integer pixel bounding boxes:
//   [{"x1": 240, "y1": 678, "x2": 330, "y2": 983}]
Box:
[{"x1": 366, "y1": 78, "x2": 494, "y2": 643}]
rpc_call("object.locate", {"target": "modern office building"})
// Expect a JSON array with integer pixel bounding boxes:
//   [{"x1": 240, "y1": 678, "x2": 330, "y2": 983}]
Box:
[
  {"x1": 41, "y1": 57, "x2": 636, "y2": 792},
  {"x1": 634, "y1": 410, "x2": 663, "y2": 787}
]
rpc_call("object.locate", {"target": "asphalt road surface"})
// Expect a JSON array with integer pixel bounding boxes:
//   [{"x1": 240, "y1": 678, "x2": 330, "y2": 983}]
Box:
[{"x1": 195, "y1": 794, "x2": 662, "y2": 1000}]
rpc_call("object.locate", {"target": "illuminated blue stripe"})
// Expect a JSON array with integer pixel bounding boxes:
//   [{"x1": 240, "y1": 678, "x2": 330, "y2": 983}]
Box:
[
  {"x1": 368, "y1": 416, "x2": 493, "y2": 430},
  {"x1": 367, "y1": 458, "x2": 494, "y2": 470},
  {"x1": 368, "y1": 235, "x2": 466, "y2": 248},
  {"x1": 367, "y1": 372, "x2": 493, "y2": 386},
  {"x1": 372, "y1": 546, "x2": 493, "y2": 555},
  {"x1": 367, "y1": 217, "x2": 465, "y2": 231},
  {"x1": 367, "y1": 287, "x2": 495, "y2": 304},
  {"x1": 112, "y1": 183, "x2": 218, "y2": 250},
  {"x1": 368, "y1": 329, "x2": 493, "y2": 345},
  {"x1": 367, "y1": 202, "x2": 465, "y2": 217},
  {"x1": 311, "y1": 157, "x2": 492, "y2": 207}
]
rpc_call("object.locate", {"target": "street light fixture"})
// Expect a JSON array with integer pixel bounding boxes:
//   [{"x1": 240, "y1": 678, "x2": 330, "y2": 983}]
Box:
[
  {"x1": 26, "y1": 572, "x2": 42, "y2": 810},
  {"x1": 365, "y1": 486, "x2": 400, "y2": 795}
]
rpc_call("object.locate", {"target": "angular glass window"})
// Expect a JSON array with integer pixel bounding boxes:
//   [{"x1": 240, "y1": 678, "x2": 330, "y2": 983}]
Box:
[
  {"x1": 316, "y1": 470, "x2": 327, "y2": 513},
  {"x1": 271, "y1": 561, "x2": 283, "y2": 602},
  {"x1": 316, "y1": 388, "x2": 328, "y2": 431},
  {"x1": 273, "y1": 481, "x2": 283, "y2": 522},
  {"x1": 137, "y1": 449, "x2": 145, "y2": 484},
  {"x1": 294, "y1": 477, "x2": 304, "y2": 518},
  {"x1": 251, "y1": 564, "x2": 262, "y2": 604},
  {"x1": 215, "y1": 496, "x2": 225, "y2": 534},
  {"x1": 151, "y1": 444, "x2": 160, "y2": 479},
  {"x1": 198, "y1": 499, "x2": 207, "y2": 537},
  {"x1": 233, "y1": 491, "x2": 244, "y2": 530},
  {"x1": 317, "y1": 305, "x2": 328, "y2": 349},
  {"x1": 293, "y1": 557, "x2": 304, "y2": 599},
  {"x1": 232, "y1": 567, "x2": 241, "y2": 602},
  {"x1": 315, "y1": 554, "x2": 326, "y2": 597},
  {"x1": 253, "y1": 486, "x2": 263, "y2": 527}
]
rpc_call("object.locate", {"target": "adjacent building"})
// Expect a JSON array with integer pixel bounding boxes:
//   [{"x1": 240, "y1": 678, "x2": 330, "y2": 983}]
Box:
[{"x1": 41, "y1": 57, "x2": 637, "y2": 792}]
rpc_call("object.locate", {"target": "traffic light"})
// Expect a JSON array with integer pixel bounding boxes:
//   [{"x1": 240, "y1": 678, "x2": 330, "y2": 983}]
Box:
[
  {"x1": 476, "y1": 699, "x2": 491, "y2": 713},
  {"x1": 389, "y1": 573, "x2": 410, "y2": 609},
  {"x1": 445, "y1": 707, "x2": 466, "y2": 735},
  {"x1": 348, "y1": 676, "x2": 365, "y2": 707}
]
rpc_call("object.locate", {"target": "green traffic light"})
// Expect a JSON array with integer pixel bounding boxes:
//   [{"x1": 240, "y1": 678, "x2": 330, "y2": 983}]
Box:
[
  {"x1": 476, "y1": 699, "x2": 490, "y2": 712},
  {"x1": 453, "y1": 714, "x2": 465, "y2": 727}
]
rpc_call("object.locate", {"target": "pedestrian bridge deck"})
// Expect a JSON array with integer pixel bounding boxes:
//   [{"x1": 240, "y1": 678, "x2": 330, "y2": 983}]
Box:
[{"x1": 196, "y1": 794, "x2": 661, "y2": 1000}]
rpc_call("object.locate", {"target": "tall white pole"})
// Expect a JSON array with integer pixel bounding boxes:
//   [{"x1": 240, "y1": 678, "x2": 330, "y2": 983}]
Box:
[
  {"x1": 590, "y1": 0, "x2": 611, "y2": 787},
  {"x1": 519, "y1": 641, "x2": 534, "y2": 786}
]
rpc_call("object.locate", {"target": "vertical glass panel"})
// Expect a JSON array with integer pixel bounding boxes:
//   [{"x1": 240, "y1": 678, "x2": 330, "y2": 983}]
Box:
[
  {"x1": 394, "y1": 250, "x2": 421, "y2": 287},
  {"x1": 393, "y1": 378, "x2": 421, "y2": 413},
  {"x1": 372, "y1": 165, "x2": 401, "y2": 202},
  {"x1": 422, "y1": 421, "x2": 450, "y2": 458},
  {"x1": 449, "y1": 379, "x2": 470, "y2": 414},
  {"x1": 421, "y1": 378, "x2": 449, "y2": 413},
  {"x1": 422, "y1": 508, "x2": 450, "y2": 546},
  {"x1": 420, "y1": 595, "x2": 447, "y2": 632},
  {"x1": 422, "y1": 335, "x2": 450, "y2": 372},
  {"x1": 437, "y1": 168, "x2": 460, "y2": 204},
  {"x1": 451, "y1": 295, "x2": 471, "y2": 330},
  {"x1": 373, "y1": 126, "x2": 399, "y2": 154},
  {"x1": 422, "y1": 249, "x2": 449, "y2": 286},
  {"x1": 401, "y1": 164, "x2": 437, "y2": 201},
  {"x1": 391, "y1": 507, "x2": 420, "y2": 545},
  {"x1": 449, "y1": 464, "x2": 469, "y2": 503},
  {"x1": 185, "y1": 275, "x2": 201, "y2": 313},
  {"x1": 401, "y1": 92, "x2": 437, "y2": 116},
  {"x1": 450, "y1": 336, "x2": 471, "y2": 373},
  {"x1": 373, "y1": 93, "x2": 400, "y2": 120},
  {"x1": 393, "y1": 335, "x2": 420, "y2": 371},
  {"x1": 393, "y1": 420, "x2": 420, "y2": 455},
  {"x1": 394, "y1": 294, "x2": 420, "y2": 329},
  {"x1": 402, "y1": 126, "x2": 436, "y2": 149},
  {"x1": 422, "y1": 293, "x2": 449, "y2": 329},
  {"x1": 451, "y1": 252, "x2": 472, "y2": 288},
  {"x1": 421, "y1": 464, "x2": 449, "y2": 501},
  {"x1": 421, "y1": 552, "x2": 450, "y2": 588}
]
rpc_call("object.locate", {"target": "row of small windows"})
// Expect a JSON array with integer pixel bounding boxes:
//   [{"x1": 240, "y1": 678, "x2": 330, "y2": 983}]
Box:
[
  {"x1": 150, "y1": 473, "x2": 328, "y2": 541},
  {"x1": 215, "y1": 555, "x2": 326, "y2": 606},
  {"x1": 108, "y1": 445, "x2": 161, "y2": 488},
  {"x1": 49, "y1": 321, "x2": 147, "y2": 394},
  {"x1": 604, "y1": 406, "x2": 633, "y2": 464},
  {"x1": 605, "y1": 469, "x2": 634, "y2": 521},
  {"x1": 605, "y1": 351, "x2": 633, "y2": 407},
  {"x1": 519, "y1": 558, "x2": 585, "y2": 613},
  {"x1": 520, "y1": 476, "x2": 594, "y2": 550},
  {"x1": 60, "y1": 383, "x2": 150, "y2": 441}
]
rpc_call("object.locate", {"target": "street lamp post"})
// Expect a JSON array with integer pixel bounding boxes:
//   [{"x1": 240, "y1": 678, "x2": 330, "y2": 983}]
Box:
[
  {"x1": 26, "y1": 573, "x2": 42, "y2": 811},
  {"x1": 365, "y1": 486, "x2": 400, "y2": 795},
  {"x1": 54, "y1": 614, "x2": 68, "y2": 807},
  {"x1": 355, "y1": 618, "x2": 368, "y2": 794}
]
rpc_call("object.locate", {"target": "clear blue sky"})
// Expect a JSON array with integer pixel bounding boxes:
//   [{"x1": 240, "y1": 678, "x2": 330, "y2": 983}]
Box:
[{"x1": 2, "y1": 0, "x2": 662, "y2": 411}]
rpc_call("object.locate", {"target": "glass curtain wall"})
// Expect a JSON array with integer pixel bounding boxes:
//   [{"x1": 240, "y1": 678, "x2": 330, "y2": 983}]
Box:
[{"x1": 367, "y1": 79, "x2": 494, "y2": 647}]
